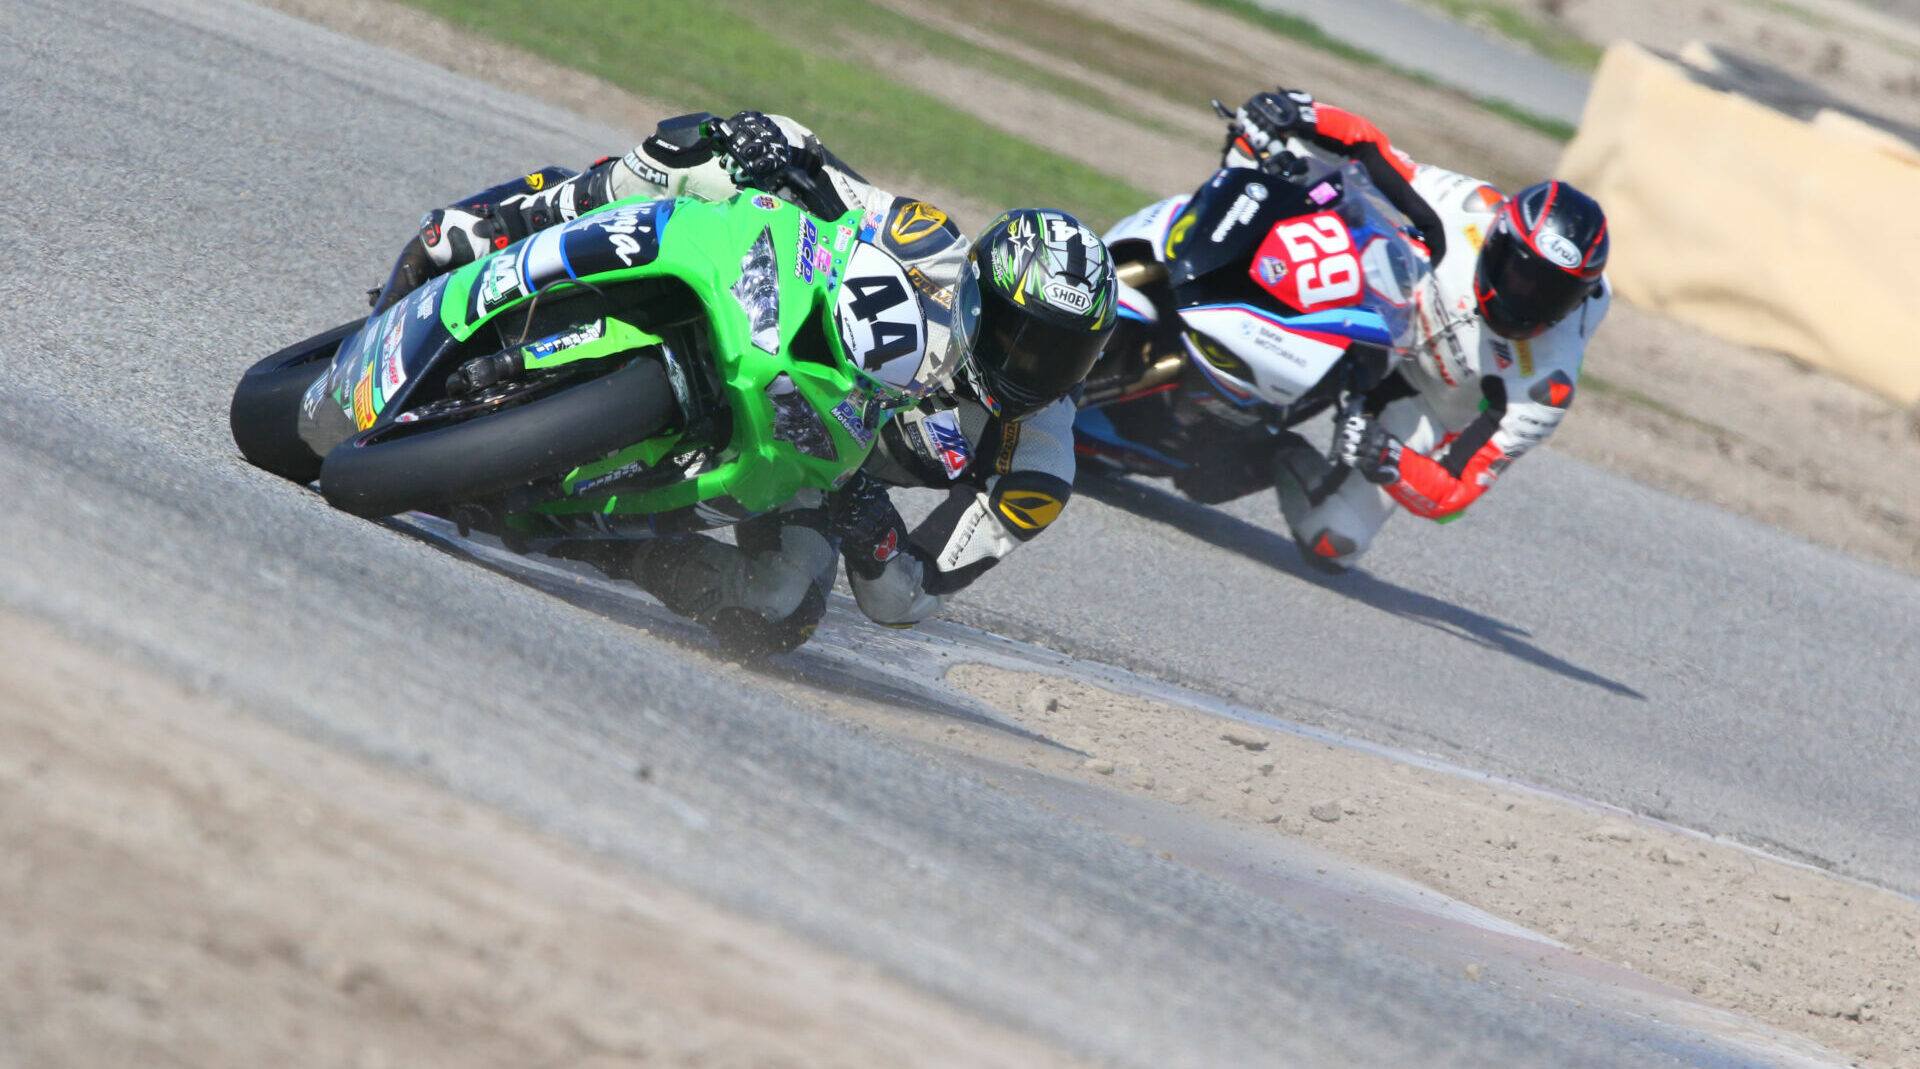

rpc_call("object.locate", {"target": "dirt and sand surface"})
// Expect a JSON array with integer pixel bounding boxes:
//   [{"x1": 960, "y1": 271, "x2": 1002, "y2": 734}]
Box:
[
  {"x1": 9, "y1": 0, "x2": 1919, "y2": 1066},
  {"x1": 0, "y1": 610, "x2": 1090, "y2": 1069}
]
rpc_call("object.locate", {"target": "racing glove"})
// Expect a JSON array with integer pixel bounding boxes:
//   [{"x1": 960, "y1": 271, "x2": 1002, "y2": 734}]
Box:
[
  {"x1": 829, "y1": 470, "x2": 913, "y2": 581},
  {"x1": 1235, "y1": 88, "x2": 1318, "y2": 154},
  {"x1": 713, "y1": 110, "x2": 794, "y2": 189},
  {"x1": 1333, "y1": 410, "x2": 1403, "y2": 486}
]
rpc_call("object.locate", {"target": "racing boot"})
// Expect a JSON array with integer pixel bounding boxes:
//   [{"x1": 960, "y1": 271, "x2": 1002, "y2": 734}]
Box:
[{"x1": 1272, "y1": 434, "x2": 1357, "y2": 576}]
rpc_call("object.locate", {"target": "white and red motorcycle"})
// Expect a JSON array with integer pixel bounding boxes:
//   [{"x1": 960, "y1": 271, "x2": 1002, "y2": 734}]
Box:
[{"x1": 1073, "y1": 134, "x2": 1430, "y2": 504}]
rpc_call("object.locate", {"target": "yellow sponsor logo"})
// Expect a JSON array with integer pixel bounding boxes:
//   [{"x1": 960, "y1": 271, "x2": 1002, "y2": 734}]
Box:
[
  {"x1": 525, "y1": 172, "x2": 546, "y2": 191},
  {"x1": 1516, "y1": 339, "x2": 1534, "y2": 378},
  {"x1": 906, "y1": 266, "x2": 953, "y2": 309},
  {"x1": 995, "y1": 423, "x2": 1021, "y2": 475},
  {"x1": 1167, "y1": 211, "x2": 1195, "y2": 255},
  {"x1": 888, "y1": 201, "x2": 949, "y2": 246},
  {"x1": 997, "y1": 490, "x2": 1063, "y2": 531},
  {"x1": 1463, "y1": 222, "x2": 1484, "y2": 251},
  {"x1": 353, "y1": 374, "x2": 376, "y2": 430}
]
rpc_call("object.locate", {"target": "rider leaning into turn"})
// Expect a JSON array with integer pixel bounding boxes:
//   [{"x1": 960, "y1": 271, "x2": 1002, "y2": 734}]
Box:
[
  {"x1": 370, "y1": 111, "x2": 1117, "y2": 653},
  {"x1": 1227, "y1": 88, "x2": 1611, "y2": 573}
]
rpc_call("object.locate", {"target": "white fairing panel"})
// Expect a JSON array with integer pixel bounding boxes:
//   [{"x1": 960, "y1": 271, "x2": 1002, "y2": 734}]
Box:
[
  {"x1": 1179, "y1": 305, "x2": 1347, "y2": 406},
  {"x1": 1102, "y1": 196, "x2": 1190, "y2": 260}
]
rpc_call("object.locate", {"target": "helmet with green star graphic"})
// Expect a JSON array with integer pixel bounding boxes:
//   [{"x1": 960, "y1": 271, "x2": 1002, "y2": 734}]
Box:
[{"x1": 946, "y1": 209, "x2": 1117, "y2": 421}]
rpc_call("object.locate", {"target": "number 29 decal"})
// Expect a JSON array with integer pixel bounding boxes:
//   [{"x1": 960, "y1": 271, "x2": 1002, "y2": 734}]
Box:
[{"x1": 1250, "y1": 210, "x2": 1364, "y2": 312}]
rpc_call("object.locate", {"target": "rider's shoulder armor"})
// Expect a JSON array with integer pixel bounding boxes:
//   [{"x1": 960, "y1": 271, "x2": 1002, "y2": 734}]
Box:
[{"x1": 875, "y1": 197, "x2": 964, "y2": 263}]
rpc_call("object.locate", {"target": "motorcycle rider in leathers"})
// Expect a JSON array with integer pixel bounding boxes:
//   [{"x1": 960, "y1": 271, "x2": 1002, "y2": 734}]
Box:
[
  {"x1": 369, "y1": 111, "x2": 1117, "y2": 653},
  {"x1": 1225, "y1": 89, "x2": 1612, "y2": 573}
]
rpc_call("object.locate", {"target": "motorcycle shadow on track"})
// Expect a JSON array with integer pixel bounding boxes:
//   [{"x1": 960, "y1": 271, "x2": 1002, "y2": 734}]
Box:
[
  {"x1": 1074, "y1": 472, "x2": 1646, "y2": 701},
  {"x1": 382, "y1": 514, "x2": 1078, "y2": 743}
]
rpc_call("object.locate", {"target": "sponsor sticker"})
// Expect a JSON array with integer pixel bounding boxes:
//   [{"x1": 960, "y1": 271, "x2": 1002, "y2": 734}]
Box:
[
  {"x1": 1167, "y1": 210, "x2": 1196, "y2": 255},
  {"x1": 1257, "y1": 256, "x2": 1289, "y2": 285},
  {"x1": 752, "y1": 193, "x2": 781, "y2": 211},
  {"x1": 795, "y1": 217, "x2": 820, "y2": 283},
  {"x1": 1210, "y1": 191, "x2": 1263, "y2": 243},
  {"x1": 1537, "y1": 231, "x2": 1583, "y2": 269},
  {"x1": 622, "y1": 150, "x2": 671, "y2": 187},
  {"x1": 477, "y1": 255, "x2": 522, "y2": 311},
  {"x1": 526, "y1": 320, "x2": 606, "y2": 362},
  {"x1": 887, "y1": 201, "x2": 950, "y2": 246},
  {"x1": 301, "y1": 374, "x2": 327, "y2": 420},
  {"x1": 993, "y1": 422, "x2": 1021, "y2": 474},
  {"x1": 905, "y1": 266, "x2": 953, "y2": 309},
  {"x1": 872, "y1": 528, "x2": 900, "y2": 563},
  {"x1": 377, "y1": 313, "x2": 405, "y2": 379},
  {"x1": 525, "y1": 172, "x2": 546, "y2": 191},
  {"x1": 1042, "y1": 279, "x2": 1092, "y2": 314},
  {"x1": 1308, "y1": 181, "x2": 1338, "y2": 206},
  {"x1": 353, "y1": 373, "x2": 376, "y2": 430},
  {"x1": 833, "y1": 225, "x2": 854, "y2": 253},
  {"x1": 922, "y1": 410, "x2": 971, "y2": 480},
  {"x1": 1530, "y1": 370, "x2": 1575, "y2": 408},
  {"x1": 830, "y1": 397, "x2": 874, "y2": 447},
  {"x1": 380, "y1": 349, "x2": 407, "y2": 400},
  {"x1": 996, "y1": 490, "x2": 1063, "y2": 531}
]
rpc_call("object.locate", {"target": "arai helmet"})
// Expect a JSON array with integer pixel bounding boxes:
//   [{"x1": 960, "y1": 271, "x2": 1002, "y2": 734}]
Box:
[{"x1": 1474, "y1": 181, "x2": 1608, "y2": 340}]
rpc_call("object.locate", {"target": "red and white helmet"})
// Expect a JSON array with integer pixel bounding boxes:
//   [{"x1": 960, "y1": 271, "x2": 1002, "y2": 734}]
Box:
[{"x1": 1474, "y1": 181, "x2": 1608, "y2": 340}]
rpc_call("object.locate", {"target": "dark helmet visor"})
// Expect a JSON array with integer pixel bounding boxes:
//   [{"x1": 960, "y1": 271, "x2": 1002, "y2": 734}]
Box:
[
  {"x1": 1476, "y1": 231, "x2": 1595, "y2": 340},
  {"x1": 965, "y1": 279, "x2": 1109, "y2": 418}
]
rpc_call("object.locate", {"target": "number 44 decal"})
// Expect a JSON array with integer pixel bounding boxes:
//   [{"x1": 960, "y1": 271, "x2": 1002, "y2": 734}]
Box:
[{"x1": 834, "y1": 243, "x2": 929, "y2": 384}]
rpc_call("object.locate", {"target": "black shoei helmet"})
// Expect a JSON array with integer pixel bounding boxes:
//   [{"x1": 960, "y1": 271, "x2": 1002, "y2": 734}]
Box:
[
  {"x1": 949, "y1": 209, "x2": 1117, "y2": 420},
  {"x1": 1474, "y1": 181, "x2": 1609, "y2": 340}
]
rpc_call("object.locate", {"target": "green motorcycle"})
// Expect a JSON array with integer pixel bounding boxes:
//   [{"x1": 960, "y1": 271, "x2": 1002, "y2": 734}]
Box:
[{"x1": 230, "y1": 172, "x2": 948, "y2": 561}]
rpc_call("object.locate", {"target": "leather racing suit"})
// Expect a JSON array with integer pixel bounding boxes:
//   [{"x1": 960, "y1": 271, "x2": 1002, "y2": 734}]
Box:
[
  {"x1": 385, "y1": 113, "x2": 1077, "y2": 648},
  {"x1": 1233, "y1": 102, "x2": 1612, "y2": 571}
]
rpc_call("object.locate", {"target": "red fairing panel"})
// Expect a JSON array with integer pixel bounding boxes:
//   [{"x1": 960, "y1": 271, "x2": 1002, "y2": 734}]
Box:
[{"x1": 1386, "y1": 437, "x2": 1506, "y2": 519}]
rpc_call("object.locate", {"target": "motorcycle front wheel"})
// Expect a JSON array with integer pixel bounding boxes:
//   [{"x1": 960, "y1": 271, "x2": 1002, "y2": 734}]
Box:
[{"x1": 317, "y1": 357, "x2": 679, "y2": 519}]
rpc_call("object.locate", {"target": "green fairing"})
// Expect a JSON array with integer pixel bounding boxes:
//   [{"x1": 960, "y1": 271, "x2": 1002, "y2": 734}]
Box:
[{"x1": 408, "y1": 192, "x2": 903, "y2": 524}]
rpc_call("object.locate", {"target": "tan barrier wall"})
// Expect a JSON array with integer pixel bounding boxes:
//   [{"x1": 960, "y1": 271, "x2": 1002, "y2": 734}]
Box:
[{"x1": 1559, "y1": 42, "x2": 1920, "y2": 407}]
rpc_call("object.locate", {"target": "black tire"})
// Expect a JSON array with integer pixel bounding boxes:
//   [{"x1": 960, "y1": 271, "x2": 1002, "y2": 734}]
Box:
[
  {"x1": 319, "y1": 358, "x2": 679, "y2": 518},
  {"x1": 230, "y1": 319, "x2": 367, "y2": 484}
]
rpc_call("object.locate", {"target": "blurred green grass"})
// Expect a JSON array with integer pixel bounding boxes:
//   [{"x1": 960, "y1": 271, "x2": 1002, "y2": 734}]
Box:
[
  {"x1": 397, "y1": 0, "x2": 1154, "y2": 227},
  {"x1": 397, "y1": 0, "x2": 1576, "y2": 226},
  {"x1": 1187, "y1": 0, "x2": 1580, "y2": 140}
]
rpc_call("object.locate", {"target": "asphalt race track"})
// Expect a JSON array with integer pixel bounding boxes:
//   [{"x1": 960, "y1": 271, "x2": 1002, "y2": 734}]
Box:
[{"x1": 5, "y1": 1, "x2": 1915, "y2": 1065}]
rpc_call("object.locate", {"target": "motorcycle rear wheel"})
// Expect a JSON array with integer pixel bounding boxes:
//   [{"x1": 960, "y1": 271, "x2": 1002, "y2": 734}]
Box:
[
  {"x1": 229, "y1": 319, "x2": 367, "y2": 484},
  {"x1": 318, "y1": 357, "x2": 678, "y2": 519}
]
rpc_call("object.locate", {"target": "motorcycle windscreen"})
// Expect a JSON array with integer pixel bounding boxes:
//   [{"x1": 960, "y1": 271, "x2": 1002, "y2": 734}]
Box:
[{"x1": 1164, "y1": 169, "x2": 1311, "y2": 288}]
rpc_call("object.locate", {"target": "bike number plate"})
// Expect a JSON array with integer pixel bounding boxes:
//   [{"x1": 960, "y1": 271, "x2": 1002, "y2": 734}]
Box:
[{"x1": 1250, "y1": 211, "x2": 1366, "y2": 314}]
